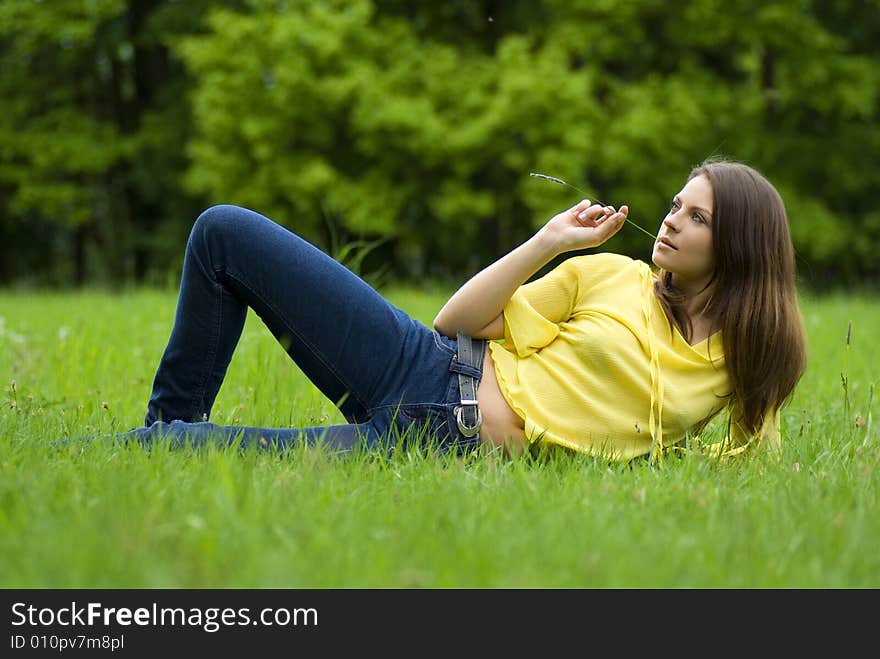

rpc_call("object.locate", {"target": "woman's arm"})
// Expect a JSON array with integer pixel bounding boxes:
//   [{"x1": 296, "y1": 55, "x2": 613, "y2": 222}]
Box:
[{"x1": 433, "y1": 199, "x2": 629, "y2": 339}]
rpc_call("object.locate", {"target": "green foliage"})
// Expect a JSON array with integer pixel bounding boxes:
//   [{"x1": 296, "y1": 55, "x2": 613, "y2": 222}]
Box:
[
  {"x1": 0, "y1": 0, "x2": 234, "y2": 285},
  {"x1": 0, "y1": 0, "x2": 127, "y2": 227},
  {"x1": 176, "y1": 1, "x2": 599, "y2": 277},
  {"x1": 1, "y1": 0, "x2": 878, "y2": 286}
]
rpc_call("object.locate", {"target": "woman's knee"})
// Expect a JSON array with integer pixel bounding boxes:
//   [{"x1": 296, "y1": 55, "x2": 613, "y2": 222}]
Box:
[
  {"x1": 190, "y1": 204, "x2": 245, "y2": 242},
  {"x1": 186, "y1": 204, "x2": 257, "y2": 261}
]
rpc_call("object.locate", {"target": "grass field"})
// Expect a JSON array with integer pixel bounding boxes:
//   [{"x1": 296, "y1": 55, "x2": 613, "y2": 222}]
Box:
[{"x1": 1, "y1": 286, "x2": 877, "y2": 587}]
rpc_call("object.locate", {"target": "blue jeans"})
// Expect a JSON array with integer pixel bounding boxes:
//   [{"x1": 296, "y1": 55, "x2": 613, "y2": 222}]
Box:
[{"x1": 119, "y1": 205, "x2": 483, "y2": 455}]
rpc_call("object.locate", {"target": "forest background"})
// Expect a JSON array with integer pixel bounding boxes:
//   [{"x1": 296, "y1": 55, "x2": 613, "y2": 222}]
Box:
[{"x1": 1, "y1": 0, "x2": 878, "y2": 290}]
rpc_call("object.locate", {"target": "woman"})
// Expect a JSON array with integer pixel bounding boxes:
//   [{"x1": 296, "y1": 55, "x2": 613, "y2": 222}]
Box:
[{"x1": 122, "y1": 157, "x2": 807, "y2": 462}]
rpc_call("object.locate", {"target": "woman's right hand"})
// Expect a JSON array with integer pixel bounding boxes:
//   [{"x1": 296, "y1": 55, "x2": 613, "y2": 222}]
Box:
[
  {"x1": 539, "y1": 199, "x2": 629, "y2": 256},
  {"x1": 433, "y1": 199, "x2": 627, "y2": 339}
]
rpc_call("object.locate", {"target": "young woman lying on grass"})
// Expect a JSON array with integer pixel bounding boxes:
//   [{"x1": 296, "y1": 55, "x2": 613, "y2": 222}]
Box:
[{"x1": 115, "y1": 157, "x2": 807, "y2": 462}]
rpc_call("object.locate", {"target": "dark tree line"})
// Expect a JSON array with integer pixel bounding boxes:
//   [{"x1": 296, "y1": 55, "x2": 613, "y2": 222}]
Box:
[{"x1": 1, "y1": 0, "x2": 878, "y2": 289}]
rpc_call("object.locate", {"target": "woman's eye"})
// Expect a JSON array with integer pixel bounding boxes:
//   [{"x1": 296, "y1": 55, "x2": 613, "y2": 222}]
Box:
[
  {"x1": 692, "y1": 213, "x2": 704, "y2": 223},
  {"x1": 670, "y1": 200, "x2": 680, "y2": 211}
]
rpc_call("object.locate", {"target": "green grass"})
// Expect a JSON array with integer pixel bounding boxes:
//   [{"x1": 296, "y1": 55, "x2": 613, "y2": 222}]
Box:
[{"x1": 1, "y1": 287, "x2": 877, "y2": 587}]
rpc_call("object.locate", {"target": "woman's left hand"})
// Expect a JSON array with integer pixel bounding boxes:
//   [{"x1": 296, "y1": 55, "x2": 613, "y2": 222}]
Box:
[{"x1": 538, "y1": 200, "x2": 629, "y2": 256}]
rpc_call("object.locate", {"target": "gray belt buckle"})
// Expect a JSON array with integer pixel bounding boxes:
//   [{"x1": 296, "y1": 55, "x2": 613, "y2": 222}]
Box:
[{"x1": 455, "y1": 398, "x2": 482, "y2": 437}]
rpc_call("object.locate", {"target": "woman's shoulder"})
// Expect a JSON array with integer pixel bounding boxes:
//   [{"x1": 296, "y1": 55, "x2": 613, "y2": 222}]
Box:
[
  {"x1": 566, "y1": 251, "x2": 642, "y2": 266},
  {"x1": 563, "y1": 252, "x2": 647, "y2": 278}
]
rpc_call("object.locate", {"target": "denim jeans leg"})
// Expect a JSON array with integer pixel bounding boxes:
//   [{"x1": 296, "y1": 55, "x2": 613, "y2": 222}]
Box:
[
  {"x1": 118, "y1": 419, "x2": 379, "y2": 453},
  {"x1": 143, "y1": 204, "x2": 453, "y2": 450}
]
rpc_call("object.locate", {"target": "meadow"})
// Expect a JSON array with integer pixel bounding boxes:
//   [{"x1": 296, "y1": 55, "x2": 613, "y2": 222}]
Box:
[{"x1": 0, "y1": 286, "x2": 877, "y2": 588}]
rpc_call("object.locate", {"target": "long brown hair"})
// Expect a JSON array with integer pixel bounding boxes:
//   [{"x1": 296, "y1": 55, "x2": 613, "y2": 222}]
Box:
[{"x1": 655, "y1": 158, "x2": 808, "y2": 435}]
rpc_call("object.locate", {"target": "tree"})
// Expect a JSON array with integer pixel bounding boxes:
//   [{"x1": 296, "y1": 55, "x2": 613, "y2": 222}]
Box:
[{"x1": 1, "y1": 0, "x2": 877, "y2": 287}]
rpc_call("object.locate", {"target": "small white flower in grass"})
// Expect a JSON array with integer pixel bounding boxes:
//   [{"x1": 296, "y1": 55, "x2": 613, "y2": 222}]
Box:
[
  {"x1": 58, "y1": 326, "x2": 70, "y2": 341},
  {"x1": 186, "y1": 514, "x2": 206, "y2": 530},
  {"x1": 3, "y1": 329, "x2": 25, "y2": 344}
]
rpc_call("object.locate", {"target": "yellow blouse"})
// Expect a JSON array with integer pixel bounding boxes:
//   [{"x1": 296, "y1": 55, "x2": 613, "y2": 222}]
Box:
[{"x1": 489, "y1": 253, "x2": 779, "y2": 461}]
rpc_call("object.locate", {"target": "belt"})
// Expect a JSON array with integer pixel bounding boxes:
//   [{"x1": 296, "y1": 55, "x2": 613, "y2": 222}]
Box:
[{"x1": 453, "y1": 332, "x2": 486, "y2": 438}]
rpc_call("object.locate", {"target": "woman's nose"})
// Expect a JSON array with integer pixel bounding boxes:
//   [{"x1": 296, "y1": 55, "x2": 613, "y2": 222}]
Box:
[{"x1": 663, "y1": 213, "x2": 679, "y2": 231}]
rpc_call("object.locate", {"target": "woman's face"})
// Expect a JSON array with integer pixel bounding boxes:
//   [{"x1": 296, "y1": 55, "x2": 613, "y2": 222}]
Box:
[{"x1": 651, "y1": 174, "x2": 715, "y2": 293}]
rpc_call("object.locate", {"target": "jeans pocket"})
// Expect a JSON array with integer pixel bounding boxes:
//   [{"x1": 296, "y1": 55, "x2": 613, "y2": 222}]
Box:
[
  {"x1": 395, "y1": 403, "x2": 480, "y2": 455},
  {"x1": 431, "y1": 329, "x2": 457, "y2": 357},
  {"x1": 392, "y1": 404, "x2": 452, "y2": 447}
]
